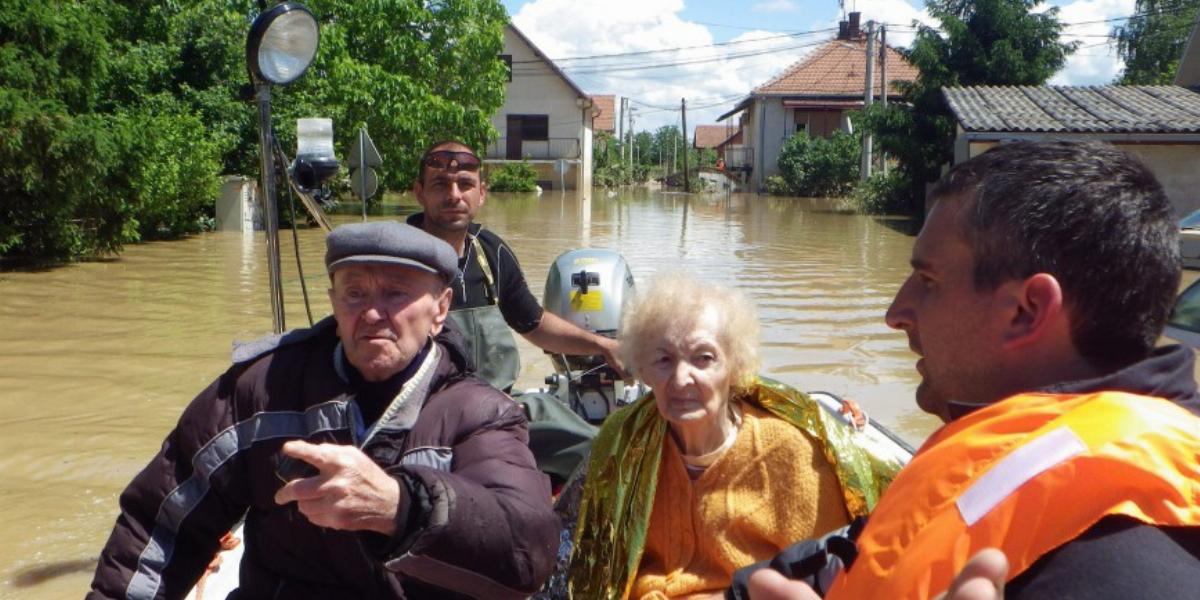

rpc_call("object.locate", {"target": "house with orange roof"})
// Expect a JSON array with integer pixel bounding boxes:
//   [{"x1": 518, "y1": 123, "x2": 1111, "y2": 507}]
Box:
[
  {"x1": 591, "y1": 94, "x2": 624, "y2": 136},
  {"x1": 718, "y1": 12, "x2": 918, "y2": 192},
  {"x1": 692, "y1": 124, "x2": 738, "y2": 150},
  {"x1": 487, "y1": 23, "x2": 594, "y2": 190}
]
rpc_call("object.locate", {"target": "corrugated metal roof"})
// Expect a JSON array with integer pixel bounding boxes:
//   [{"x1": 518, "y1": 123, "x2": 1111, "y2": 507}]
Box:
[{"x1": 944, "y1": 85, "x2": 1200, "y2": 134}]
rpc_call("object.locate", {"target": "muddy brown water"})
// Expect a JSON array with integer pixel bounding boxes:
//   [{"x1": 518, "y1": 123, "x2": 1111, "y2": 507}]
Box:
[{"x1": 0, "y1": 189, "x2": 1189, "y2": 597}]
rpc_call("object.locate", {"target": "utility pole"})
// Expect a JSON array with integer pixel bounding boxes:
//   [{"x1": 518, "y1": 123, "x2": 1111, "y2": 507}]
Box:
[
  {"x1": 673, "y1": 127, "x2": 678, "y2": 174},
  {"x1": 880, "y1": 24, "x2": 888, "y2": 108},
  {"x1": 880, "y1": 24, "x2": 889, "y2": 174},
  {"x1": 860, "y1": 20, "x2": 876, "y2": 182},
  {"x1": 629, "y1": 108, "x2": 637, "y2": 169},
  {"x1": 628, "y1": 106, "x2": 637, "y2": 170},
  {"x1": 681, "y1": 98, "x2": 691, "y2": 193}
]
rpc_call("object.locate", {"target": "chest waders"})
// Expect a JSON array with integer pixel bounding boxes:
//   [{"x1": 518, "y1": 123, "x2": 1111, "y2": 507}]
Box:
[{"x1": 447, "y1": 234, "x2": 522, "y2": 392}]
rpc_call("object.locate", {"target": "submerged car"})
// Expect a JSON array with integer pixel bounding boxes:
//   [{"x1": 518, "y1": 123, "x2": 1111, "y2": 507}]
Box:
[
  {"x1": 1180, "y1": 209, "x2": 1200, "y2": 270},
  {"x1": 1165, "y1": 278, "x2": 1200, "y2": 348}
]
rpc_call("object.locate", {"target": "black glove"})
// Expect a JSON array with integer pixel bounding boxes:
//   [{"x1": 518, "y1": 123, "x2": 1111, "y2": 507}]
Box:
[{"x1": 726, "y1": 516, "x2": 866, "y2": 599}]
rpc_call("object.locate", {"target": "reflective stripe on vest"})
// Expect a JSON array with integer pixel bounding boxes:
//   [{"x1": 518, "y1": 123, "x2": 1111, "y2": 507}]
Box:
[{"x1": 826, "y1": 391, "x2": 1200, "y2": 600}]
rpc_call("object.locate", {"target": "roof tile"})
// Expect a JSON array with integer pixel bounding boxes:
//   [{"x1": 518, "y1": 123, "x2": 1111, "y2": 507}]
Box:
[{"x1": 754, "y1": 38, "x2": 918, "y2": 97}]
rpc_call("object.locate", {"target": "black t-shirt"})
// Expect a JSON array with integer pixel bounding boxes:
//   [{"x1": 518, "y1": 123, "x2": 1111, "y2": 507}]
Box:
[{"x1": 406, "y1": 213, "x2": 544, "y2": 333}]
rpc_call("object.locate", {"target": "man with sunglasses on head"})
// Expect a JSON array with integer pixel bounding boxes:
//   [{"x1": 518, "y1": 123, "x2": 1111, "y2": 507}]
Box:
[{"x1": 406, "y1": 141, "x2": 624, "y2": 393}]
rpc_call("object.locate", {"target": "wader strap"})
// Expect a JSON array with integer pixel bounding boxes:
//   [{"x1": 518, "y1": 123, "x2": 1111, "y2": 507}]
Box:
[{"x1": 470, "y1": 234, "x2": 498, "y2": 306}]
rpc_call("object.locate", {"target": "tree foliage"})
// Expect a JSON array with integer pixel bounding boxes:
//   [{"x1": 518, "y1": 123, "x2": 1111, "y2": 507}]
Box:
[
  {"x1": 859, "y1": 0, "x2": 1075, "y2": 213},
  {"x1": 1, "y1": 0, "x2": 508, "y2": 260},
  {"x1": 775, "y1": 131, "x2": 860, "y2": 197},
  {"x1": 487, "y1": 161, "x2": 538, "y2": 192},
  {"x1": 1114, "y1": 0, "x2": 1200, "y2": 84}
]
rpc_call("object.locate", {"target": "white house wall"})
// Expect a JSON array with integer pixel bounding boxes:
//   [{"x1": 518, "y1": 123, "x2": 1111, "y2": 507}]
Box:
[
  {"x1": 750, "y1": 97, "x2": 790, "y2": 191},
  {"x1": 1118, "y1": 145, "x2": 1200, "y2": 217},
  {"x1": 492, "y1": 27, "x2": 592, "y2": 190}
]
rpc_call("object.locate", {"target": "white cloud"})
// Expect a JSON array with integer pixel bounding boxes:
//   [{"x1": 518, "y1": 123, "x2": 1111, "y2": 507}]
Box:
[
  {"x1": 1049, "y1": 0, "x2": 1135, "y2": 85},
  {"x1": 511, "y1": 0, "x2": 827, "y2": 130},
  {"x1": 845, "y1": 0, "x2": 933, "y2": 49},
  {"x1": 752, "y1": 0, "x2": 797, "y2": 13}
]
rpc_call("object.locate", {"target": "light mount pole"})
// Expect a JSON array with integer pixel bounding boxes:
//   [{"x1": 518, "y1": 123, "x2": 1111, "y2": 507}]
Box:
[{"x1": 246, "y1": 2, "x2": 320, "y2": 334}]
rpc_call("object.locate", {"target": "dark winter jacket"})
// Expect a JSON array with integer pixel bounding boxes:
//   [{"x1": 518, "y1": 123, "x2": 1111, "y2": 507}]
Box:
[{"x1": 88, "y1": 317, "x2": 559, "y2": 599}]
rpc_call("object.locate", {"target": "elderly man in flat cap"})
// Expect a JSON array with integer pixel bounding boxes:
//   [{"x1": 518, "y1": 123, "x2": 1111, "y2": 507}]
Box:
[{"x1": 89, "y1": 222, "x2": 559, "y2": 600}]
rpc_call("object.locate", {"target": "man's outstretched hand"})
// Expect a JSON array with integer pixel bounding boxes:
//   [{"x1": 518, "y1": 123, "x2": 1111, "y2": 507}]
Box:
[
  {"x1": 274, "y1": 440, "x2": 401, "y2": 535},
  {"x1": 747, "y1": 548, "x2": 1009, "y2": 600},
  {"x1": 934, "y1": 548, "x2": 1008, "y2": 600}
]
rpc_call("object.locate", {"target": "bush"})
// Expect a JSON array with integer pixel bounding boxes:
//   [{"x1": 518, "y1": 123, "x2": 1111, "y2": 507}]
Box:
[
  {"x1": 765, "y1": 175, "x2": 790, "y2": 195},
  {"x1": 488, "y1": 161, "x2": 538, "y2": 192},
  {"x1": 777, "y1": 131, "x2": 860, "y2": 197},
  {"x1": 594, "y1": 163, "x2": 635, "y2": 188},
  {"x1": 853, "y1": 170, "x2": 910, "y2": 214}
]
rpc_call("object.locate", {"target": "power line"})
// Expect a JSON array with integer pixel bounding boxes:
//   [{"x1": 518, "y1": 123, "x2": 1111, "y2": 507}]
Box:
[
  {"x1": 512, "y1": 27, "x2": 837, "y2": 65},
  {"x1": 514, "y1": 38, "x2": 827, "y2": 76}
]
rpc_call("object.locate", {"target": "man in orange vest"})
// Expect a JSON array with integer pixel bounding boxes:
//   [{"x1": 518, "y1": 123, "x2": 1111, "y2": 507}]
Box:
[{"x1": 740, "y1": 140, "x2": 1200, "y2": 599}]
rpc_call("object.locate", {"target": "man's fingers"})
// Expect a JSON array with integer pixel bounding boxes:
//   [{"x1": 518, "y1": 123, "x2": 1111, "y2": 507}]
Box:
[
  {"x1": 280, "y1": 440, "x2": 340, "y2": 474},
  {"x1": 274, "y1": 474, "x2": 328, "y2": 505},
  {"x1": 937, "y1": 548, "x2": 1009, "y2": 600},
  {"x1": 946, "y1": 578, "x2": 1003, "y2": 600},
  {"x1": 747, "y1": 569, "x2": 822, "y2": 600},
  {"x1": 957, "y1": 548, "x2": 1008, "y2": 587}
]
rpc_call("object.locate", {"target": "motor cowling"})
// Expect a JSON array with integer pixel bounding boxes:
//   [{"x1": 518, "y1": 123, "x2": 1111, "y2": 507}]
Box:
[{"x1": 542, "y1": 249, "x2": 638, "y2": 423}]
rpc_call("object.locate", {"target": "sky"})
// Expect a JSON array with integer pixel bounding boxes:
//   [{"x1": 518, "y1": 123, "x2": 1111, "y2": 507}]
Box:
[{"x1": 499, "y1": 0, "x2": 1140, "y2": 131}]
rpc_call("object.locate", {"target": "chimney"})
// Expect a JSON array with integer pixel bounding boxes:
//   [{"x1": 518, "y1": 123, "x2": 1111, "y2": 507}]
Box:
[
  {"x1": 848, "y1": 11, "x2": 862, "y2": 39},
  {"x1": 838, "y1": 20, "x2": 849, "y2": 40}
]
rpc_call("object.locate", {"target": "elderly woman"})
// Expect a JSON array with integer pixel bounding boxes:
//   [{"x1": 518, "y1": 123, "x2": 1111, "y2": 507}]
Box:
[{"x1": 565, "y1": 275, "x2": 900, "y2": 599}]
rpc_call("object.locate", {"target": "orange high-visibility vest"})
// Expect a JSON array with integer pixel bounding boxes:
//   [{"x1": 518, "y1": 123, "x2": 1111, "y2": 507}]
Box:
[{"x1": 825, "y1": 391, "x2": 1200, "y2": 600}]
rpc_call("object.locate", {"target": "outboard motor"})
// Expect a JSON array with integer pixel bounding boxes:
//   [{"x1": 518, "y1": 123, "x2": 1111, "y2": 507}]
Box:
[{"x1": 542, "y1": 249, "x2": 642, "y2": 423}]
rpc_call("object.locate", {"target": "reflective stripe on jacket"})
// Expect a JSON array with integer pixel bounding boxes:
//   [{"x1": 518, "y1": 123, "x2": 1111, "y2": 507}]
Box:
[{"x1": 826, "y1": 391, "x2": 1200, "y2": 600}]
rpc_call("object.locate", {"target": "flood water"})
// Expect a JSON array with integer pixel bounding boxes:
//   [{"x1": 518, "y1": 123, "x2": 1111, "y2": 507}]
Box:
[{"x1": 0, "y1": 187, "x2": 1151, "y2": 596}]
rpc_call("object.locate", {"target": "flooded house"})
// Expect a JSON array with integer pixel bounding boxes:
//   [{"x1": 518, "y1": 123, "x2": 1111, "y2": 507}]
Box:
[
  {"x1": 716, "y1": 12, "x2": 918, "y2": 192},
  {"x1": 489, "y1": 23, "x2": 595, "y2": 190}
]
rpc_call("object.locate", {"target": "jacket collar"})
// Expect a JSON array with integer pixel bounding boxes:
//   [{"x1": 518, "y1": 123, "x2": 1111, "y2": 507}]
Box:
[{"x1": 947, "y1": 344, "x2": 1200, "y2": 420}]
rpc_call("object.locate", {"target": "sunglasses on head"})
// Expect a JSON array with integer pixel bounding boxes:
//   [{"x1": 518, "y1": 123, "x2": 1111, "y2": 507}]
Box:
[{"x1": 422, "y1": 150, "x2": 481, "y2": 172}]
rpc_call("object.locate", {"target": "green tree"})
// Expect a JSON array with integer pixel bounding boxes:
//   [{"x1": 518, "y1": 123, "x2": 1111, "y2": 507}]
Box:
[
  {"x1": 860, "y1": 0, "x2": 1075, "y2": 213},
  {"x1": 288, "y1": 0, "x2": 509, "y2": 191},
  {"x1": 776, "y1": 131, "x2": 860, "y2": 197},
  {"x1": 1114, "y1": 0, "x2": 1200, "y2": 84},
  {"x1": 1, "y1": 0, "x2": 509, "y2": 260},
  {"x1": 632, "y1": 130, "x2": 654, "y2": 166}
]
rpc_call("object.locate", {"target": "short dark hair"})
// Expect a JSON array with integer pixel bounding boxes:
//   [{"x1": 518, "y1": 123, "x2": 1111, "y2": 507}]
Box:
[
  {"x1": 417, "y1": 139, "x2": 479, "y2": 185},
  {"x1": 929, "y1": 140, "x2": 1180, "y2": 371}
]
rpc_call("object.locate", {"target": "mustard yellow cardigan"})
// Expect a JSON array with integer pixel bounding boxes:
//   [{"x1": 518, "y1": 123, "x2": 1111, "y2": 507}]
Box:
[{"x1": 631, "y1": 403, "x2": 851, "y2": 599}]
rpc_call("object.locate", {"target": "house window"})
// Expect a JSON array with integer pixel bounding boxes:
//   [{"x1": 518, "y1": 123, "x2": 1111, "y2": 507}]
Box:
[
  {"x1": 499, "y1": 54, "x2": 512, "y2": 82},
  {"x1": 519, "y1": 114, "x2": 549, "y2": 140}
]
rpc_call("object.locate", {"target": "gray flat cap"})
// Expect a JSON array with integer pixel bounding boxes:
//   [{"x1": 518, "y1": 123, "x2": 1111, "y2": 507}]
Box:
[{"x1": 325, "y1": 221, "x2": 459, "y2": 283}]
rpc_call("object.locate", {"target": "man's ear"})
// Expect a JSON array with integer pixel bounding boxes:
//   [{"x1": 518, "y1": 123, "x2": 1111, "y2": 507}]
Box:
[
  {"x1": 1002, "y1": 273, "x2": 1064, "y2": 350},
  {"x1": 429, "y1": 285, "x2": 452, "y2": 335}
]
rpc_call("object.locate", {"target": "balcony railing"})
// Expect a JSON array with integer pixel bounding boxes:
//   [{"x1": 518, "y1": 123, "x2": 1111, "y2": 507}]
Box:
[
  {"x1": 723, "y1": 146, "x2": 754, "y2": 171},
  {"x1": 485, "y1": 138, "x2": 581, "y2": 160}
]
